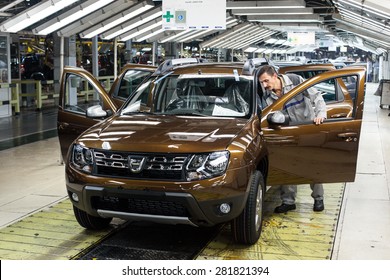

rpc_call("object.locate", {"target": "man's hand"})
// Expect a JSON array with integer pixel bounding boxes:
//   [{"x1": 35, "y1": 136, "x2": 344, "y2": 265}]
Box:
[{"x1": 314, "y1": 117, "x2": 325, "y2": 125}]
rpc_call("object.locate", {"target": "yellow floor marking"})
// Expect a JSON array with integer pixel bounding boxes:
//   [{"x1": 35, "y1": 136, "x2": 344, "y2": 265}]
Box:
[
  {"x1": 196, "y1": 183, "x2": 344, "y2": 260},
  {"x1": 0, "y1": 199, "x2": 117, "y2": 260},
  {"x1": 0, "y1": 183, "x2": 344, "y2": 260}
]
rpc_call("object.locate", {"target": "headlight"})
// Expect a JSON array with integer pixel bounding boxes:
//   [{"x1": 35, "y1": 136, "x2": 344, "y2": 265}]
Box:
[
  {"x1": 186, "y1": 151, "x2": 230, "y2": 181},
  {"x1": 70, "y1": 144, "x2": 94, "y2": 173}
]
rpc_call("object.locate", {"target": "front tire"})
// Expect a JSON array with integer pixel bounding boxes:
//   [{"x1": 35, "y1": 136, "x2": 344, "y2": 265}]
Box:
[
  {"x1": 231, "y1": 170, "x2": 265, "y2": 245},
  {"x1": 73, "y1": 206, "x2": 112, "y2": 230}
]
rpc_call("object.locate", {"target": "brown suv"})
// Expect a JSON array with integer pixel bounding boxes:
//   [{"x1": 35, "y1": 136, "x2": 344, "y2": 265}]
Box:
[{"x1": 57, "y1": 58, "x2": 366, "y2": 244}]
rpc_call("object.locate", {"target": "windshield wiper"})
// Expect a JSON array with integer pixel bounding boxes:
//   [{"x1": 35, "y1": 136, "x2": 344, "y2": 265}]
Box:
[
  {"x1": 122, "y1": 111, "x2": 155, "y2": 115},
  {"x1": 175, "y1": 112, "x2": 209, "y2": 117}
]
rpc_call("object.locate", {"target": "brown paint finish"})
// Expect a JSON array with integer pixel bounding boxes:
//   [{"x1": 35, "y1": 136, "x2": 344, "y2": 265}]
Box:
[{"x1": 57, "y1": 60, "x2": 365, "y2": 243}]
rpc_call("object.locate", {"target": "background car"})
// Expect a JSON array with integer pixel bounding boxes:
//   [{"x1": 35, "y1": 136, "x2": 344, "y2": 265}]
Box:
[{"x1": 20, "y1": 53, "x2": 53, "y2": 80}]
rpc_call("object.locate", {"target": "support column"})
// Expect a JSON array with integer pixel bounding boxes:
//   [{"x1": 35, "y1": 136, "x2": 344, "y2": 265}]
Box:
[
  {"x1": 53, "y1": 34, "x2": 76, "y2": 96},
  {"x1": 0, "y1": 33, "x2": 11, "y2": 117},
  {"x1": 114, "y1": 38, "x2": 118, "y2": 79},
  {"x1": 152, "y1": 41, "x2": 157, "y2": 65},
  {"x1": 92, "y1": 36, "x2": 99, "y2": 77}
]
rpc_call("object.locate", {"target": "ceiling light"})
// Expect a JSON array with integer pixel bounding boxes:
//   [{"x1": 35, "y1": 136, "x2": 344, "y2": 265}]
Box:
[
  {"x1": 35, "y1": 0, "x2": 115, "y2": 35},
  {"x1": 101, "y1": 7, "x2": 162, "y2": 40},
  {"x1": 227, "y1": 0, "x2": 306, "y2": 9},
  {"x1": 244, "y1": 47, "x2": 257, "y2": 52},
  {"x1": 248, "y1": 14, "x2": 321, "y2": 23},
  {"x1": 57, "y1": 0, "x2": 136, "y2": 37},
  {"x1": 133, "y1": 27, "x2": 165, "y2": 42},
  {"x1": 0, "y1": 0, "x2": 78, "y2": 33},
  {"x1": 159, "y1": 30, "x2": 193, "y2": 43},
  {"x1": 118, "y1": 19, "x2": 162, "y2": 41},
  {"x1": 81, "y1": 1, "x2": 154, "y2": 38},
  {"x1": 232, "y1": 7, "x2": 313, "y2": 15}
]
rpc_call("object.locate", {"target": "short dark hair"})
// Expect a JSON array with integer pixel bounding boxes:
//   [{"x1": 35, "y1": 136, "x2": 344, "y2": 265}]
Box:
[{"x1": 258, "y1": 65, "x2": 277, "y2": 77}]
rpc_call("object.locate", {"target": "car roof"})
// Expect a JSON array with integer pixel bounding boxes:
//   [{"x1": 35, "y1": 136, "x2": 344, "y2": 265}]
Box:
[{"x1": 152, "y1": 58, "x2": 272, "y2": 77}]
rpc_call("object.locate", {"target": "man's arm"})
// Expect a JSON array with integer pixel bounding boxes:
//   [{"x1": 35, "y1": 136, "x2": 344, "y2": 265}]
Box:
[{"x1": 307, "y1": 87, "x2": 327, "y2": 124}]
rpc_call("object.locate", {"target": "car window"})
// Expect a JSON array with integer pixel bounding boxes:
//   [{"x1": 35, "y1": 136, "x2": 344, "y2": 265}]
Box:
[
  {"x1": 63, "y1": 73, "x2": 103, "y2": 114},
  {"x1": 116, "y1": 69, "x2": 152, "y2": 99},
  {"x1": 341, "y1": 75, "x2": 358, "y2": 100},
  {"x1": 280, "y1": 75, "x2": 358, "y2": 123},
  {"x1": 313, "y1": 78, "x2": 343, "y2": 103},
  {"x1": 122, "y1": 75, "x2": 253, "y2": 118}
]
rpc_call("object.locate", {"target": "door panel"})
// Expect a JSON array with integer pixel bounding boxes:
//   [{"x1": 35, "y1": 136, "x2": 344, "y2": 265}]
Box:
[
  {"x1": 57, "y1": 67, "x2": 117, "y2": 159},
  {"x1": 261, "y1": 68, "x2": 366, "y2": 185}
]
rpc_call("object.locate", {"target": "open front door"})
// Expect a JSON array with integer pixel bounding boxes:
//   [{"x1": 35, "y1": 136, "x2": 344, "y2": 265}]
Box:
[
  {"x1": 57, "y1": 67, "x2": 118, "y2": 159},
  {"x1": 261, "y1": 67, "x2": 366, "y2": 185}
]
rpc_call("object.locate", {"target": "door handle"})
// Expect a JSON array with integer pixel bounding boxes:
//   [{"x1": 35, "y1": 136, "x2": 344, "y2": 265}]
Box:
[
  {"x1": 330, "y1": 113, "x2": 348, "y2": 118},
  {"x1": 338, "y1": 132, "x2": 357, "y2": 142},
  {"x1": 58, "y1": 122, "x2": 69, "y2": 130}
]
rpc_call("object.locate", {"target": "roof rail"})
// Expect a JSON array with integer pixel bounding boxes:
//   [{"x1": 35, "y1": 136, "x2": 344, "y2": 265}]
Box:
[{"x1": 154, "y1": 58, "x2": 207, "y2": 75}]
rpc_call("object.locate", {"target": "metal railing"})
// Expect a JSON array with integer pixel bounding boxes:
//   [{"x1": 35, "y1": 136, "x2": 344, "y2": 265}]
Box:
[{"x1": 7, "y1": 75, "x2": 115, "y2": 114}]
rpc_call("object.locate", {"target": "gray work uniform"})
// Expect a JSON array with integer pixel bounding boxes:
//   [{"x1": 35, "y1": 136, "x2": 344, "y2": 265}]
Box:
[{"x1": 263, "y1": 73, "x2": 326, "y2": 204}]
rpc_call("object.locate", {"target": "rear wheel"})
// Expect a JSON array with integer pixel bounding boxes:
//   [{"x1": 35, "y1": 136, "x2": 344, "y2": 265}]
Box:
[
  {"x1": 231, "y1": 170, "x2": 265, "y2": 245},
  {"x1": 73, "y1": 206, "x2": 112, "y2": 230}
]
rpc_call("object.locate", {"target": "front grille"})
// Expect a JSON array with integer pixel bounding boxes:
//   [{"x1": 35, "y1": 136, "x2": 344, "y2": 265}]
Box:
[
  {"x1": 93, "y1": 150, "x2": 189, "y2": 180},
  {"x1": 91, "y1": 196, "x2": 189, "y2": 217}
]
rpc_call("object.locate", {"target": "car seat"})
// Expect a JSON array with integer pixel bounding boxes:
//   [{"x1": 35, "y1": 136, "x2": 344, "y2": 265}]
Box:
[
  {"x1": 166, "y1": 81, "x2": 208, "y2": 111},
  {"x1": 221, "y1": 81, "x2": 249, "y2": 114}
]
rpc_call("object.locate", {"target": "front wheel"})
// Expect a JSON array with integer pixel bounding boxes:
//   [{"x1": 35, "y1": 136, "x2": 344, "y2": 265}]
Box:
[
  {"x1": 231, "y1": 170, "x2": 265, "y2": 245},
  {"x1": 73, "y1": 206, "x2": 112, "y2": 230}
]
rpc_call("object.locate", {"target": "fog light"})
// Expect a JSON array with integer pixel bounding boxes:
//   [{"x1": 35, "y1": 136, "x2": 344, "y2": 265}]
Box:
[
  {"x1": 71, "y1": 192, "x2": 79, "y2": 202},
  {"x1": 219, "y1": 203, "x2": 231, "y2": 214}
]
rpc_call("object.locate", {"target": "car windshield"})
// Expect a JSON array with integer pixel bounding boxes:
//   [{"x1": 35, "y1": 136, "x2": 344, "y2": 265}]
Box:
[{"x1": 122, "y1": 74, "x2": 253, "y2": 118}]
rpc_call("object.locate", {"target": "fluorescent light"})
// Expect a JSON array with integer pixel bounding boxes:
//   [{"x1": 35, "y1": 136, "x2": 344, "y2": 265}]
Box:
[
  {"x1": 230, "y1": 30, "x2": 275, "y2": 49},
  {"x1": 118, "y1": 19, "x2": 162, "y2": 41},
  {"x1": 160, "y1": 30, "x2": 193, "y2": 43},
  {"x1": 337, "y1": 0, "x2": 390, "y2": 18},
  {"x1": 248, "y1": 14, "x2": 321, "y2": 23},
  {"x1": 101, "y1": 7, "x2": 162, "y2": 40},
  {"x1": 57, "y1": 0, "x2": 136, "y2": 37},
  {"x1": 35, "y1": 0, "x2": 115, "y2": 35},
  {"x1": 216, "y1": 28, "x2": 268, "y2": 49},
  {"x1": 337, "y1": 7, "x2": 388, "y2": 30},
  {"x1": 133, "y1": 27, "x2": 165, "y2": 42},
  {"x1": 199, "y1": 22, "x2": 252, "y2": 48},
  {"x1": 244, "y1": 47, "x2": 257, "y2": 52},
  {"x1": 227, "y1": 0, "x2": 306, "y2": 9},
  {"x1": 81, "y1": 1, "x2": 154, "y2": 38},
  {"x1": 180, "y1": 29, "x2": 215, "y2": 42},
  {"x1": 0, "y1": 0, "x2": 24, "y2": 12},
  {"x1": 265, "y1": 38, "x2": 277, "y2": 44},
  {"x1": 0, "y1": 0, "x2": 78, "y2": 33},
  {"x1": 232, "y1": 7, "x2": 314, "y2": 15}
]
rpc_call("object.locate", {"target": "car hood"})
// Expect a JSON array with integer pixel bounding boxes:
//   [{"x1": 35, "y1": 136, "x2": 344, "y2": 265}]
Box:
[{"x1": 77, "y1": 114, "x2": 250, "y2": 153}]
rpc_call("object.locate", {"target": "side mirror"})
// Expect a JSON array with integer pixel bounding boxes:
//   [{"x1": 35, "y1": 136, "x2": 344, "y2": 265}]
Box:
[
  {"x1": 267, "y1": 111, "x2": 290, "y2": 126},
  {"x1": 86, "y1": 105, "x2": 107, "y2": 119}
]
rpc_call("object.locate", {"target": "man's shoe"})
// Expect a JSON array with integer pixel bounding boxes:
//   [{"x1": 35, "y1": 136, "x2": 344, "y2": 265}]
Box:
[
  {"x1": 313, "y1": 200, "x2": 324, "y2": 212},
  {"x1": 274, "y1": 203, "x2": 296, "y2": 213}
]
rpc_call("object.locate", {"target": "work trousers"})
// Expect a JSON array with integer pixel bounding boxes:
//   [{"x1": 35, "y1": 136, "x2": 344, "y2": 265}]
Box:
[{"x1": 279, "y1": 183, "x2": 324, "y2": 205}]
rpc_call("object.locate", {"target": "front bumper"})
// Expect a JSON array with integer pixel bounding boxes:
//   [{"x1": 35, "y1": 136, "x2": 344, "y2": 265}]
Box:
[{"x1": 67, "y1": 183, "x2": 249, "y2": 227}]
